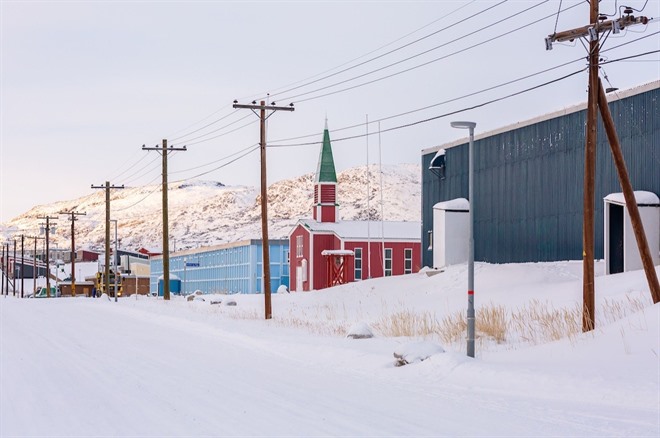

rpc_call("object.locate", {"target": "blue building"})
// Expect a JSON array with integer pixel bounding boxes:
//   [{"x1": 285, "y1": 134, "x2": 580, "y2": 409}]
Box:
[
  {"x1": 149, "y1": 239, "x2": 289, "y2": 295},
  {"x1": 421, "y1": 80, "x2": 659, "y2": 266}
]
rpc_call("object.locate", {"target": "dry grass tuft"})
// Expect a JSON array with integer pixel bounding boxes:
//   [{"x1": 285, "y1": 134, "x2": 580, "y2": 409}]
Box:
[
  {"x1": 477, "y1": 305, "x2": 508, "y2": 343},
  {"x1": 373, "y1": 310, "x2": 441, "y2": 338},
  {"x1": 510, "y1": 300, "x2": 582, "y2": 344},
  {"x1": 210, "y1": 291, "x2": 652, "y2": 347}
]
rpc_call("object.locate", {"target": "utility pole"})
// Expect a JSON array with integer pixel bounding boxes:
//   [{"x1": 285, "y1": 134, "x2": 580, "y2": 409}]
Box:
[
  {"x1": 143, "y1": 140, "x2": 187, "y2": 301},
  {"x1": 59, "y1": 210, "x2": 87, "y2": 297},
  {"x1": 597, "y1": 80, "x2": 660, "y2": 304},
  {"x1": 546, "y1": 5, "x2": 656, "y2": 330},
  {"x1": 4, "y1": 243, "x2": 9, "y2": 296},
  {"x1": 91, "y1": 182, "x2": 124, "y2": 299},
  {"x1": 29, "y1": 236, "x2": 44, "y2": 296},
  {"x1": 233, "y1": 99, "x2": 294, "y2": 319},
  {"x1": 37, "y1": 216, "x2": 58, "y2": 297},
  {"x1": 12, "y1": 239, "x2": 16, "y2": 297},
  {"x1": 1, "y1": 243, "x2": 4, "y2": 296},
  {"x1": 20, "y1": 235, "x2": 25, "y2": 298}
]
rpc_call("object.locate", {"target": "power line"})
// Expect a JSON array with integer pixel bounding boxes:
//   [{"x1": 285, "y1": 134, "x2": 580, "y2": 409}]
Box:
[
  {"x1": 157, "y1": 2, "x2": 479, "y2": 147},
  {"x1": 600, "y1": 48, "x2": 660, "y2": 64},
  {"x1": 170, "y1": 109, "x2": 241, "y2": 142},
  {"x1": 171, "y1": 145, "x2": 260, "y2": 184},
  {"x1": 106, "y1": 153, "x2": 151, "y2": 182},
  {"x1": 185, "y1": 119, "x2": 258, "y2": 147},
  {"x1": 112, "y1": 145, "x2": 260, "y2": 213},
  {"x1": 120, "y1": 155, "x2": 162, "y2": 185},
  {"x1": 261, "y1": 0, "x2": 508, "y2": 101},
  {"x1": 250, "y1": 1, "x2": 478, "y2": 102},
  {"x1": 280, "y1": 1, "x2": 582, "y2": 103},
  {"x1": 268, "y1": 57, "x2": 586, "y2": 145},
  {"x1": 172, "y1": 113, "x2": 254, "y2": 145},
  {"x1": 170, "y1": 143, "x2": 259, "y2": 175},
  {"x1": 269, "y1": 68, "x2": 587, "y2": 148}
]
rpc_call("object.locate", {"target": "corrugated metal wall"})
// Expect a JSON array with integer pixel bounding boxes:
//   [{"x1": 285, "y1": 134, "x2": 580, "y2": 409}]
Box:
[{"x1": 422, "y1": 86, "x2": 659, "y2": 266}]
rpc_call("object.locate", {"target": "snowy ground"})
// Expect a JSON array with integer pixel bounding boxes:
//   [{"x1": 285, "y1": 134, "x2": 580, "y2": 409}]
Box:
[{"x1": 1, "y1": 261, "x2": 658, "y2": 437}]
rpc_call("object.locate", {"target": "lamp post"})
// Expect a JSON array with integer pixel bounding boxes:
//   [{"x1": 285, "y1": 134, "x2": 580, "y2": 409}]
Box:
[
  {"x1": 450, "y1": 120, "x2": 476, "y2": 358},
  {"x1": 183, "y1": 257, "x2": 187, "y2": 296}
]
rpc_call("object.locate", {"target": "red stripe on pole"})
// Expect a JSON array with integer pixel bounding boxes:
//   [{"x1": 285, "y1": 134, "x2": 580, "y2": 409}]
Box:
[{"x1": 468, "y1": 290, "x2": 474, "y2": 295}]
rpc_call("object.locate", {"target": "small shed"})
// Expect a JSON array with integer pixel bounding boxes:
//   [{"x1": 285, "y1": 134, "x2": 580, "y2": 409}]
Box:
[
  {"x1": 321, "y1": 249, "x2": 354, "y2": 287},
  {"x1": 433, "y1": 198, "x2": 469, "y2": 269},
  {"x1": 604, "y1": 191, "x2": 660, "y2": 275},
  {"x1": 58, "y1": 281, "x2": 96, "y2": 297},
  {"x1": 157, "y1": 274, "x2": 182, "y2": 296}
]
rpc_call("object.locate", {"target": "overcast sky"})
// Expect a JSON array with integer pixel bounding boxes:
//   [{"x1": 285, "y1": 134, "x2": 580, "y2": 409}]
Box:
[{"x1": 1, "y1": 0, "x2": 659, "y2": 223}]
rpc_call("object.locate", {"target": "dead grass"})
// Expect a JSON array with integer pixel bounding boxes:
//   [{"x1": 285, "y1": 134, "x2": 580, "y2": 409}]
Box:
[
  {"x1": 372, "y1": 310, "x2": 441, "y2": 338},
  {"x1": 209, "y1": 293, "x2": 651, "y2": 347}
]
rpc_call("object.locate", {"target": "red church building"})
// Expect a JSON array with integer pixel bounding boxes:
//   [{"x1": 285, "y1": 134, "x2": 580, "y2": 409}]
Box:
[{"x1": 289, "y1": 121, "x2": 421, "y2": 292}]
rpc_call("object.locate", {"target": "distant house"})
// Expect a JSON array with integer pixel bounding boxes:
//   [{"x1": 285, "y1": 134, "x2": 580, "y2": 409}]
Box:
[
  {"x1": 137, "y1": 247, "x2": 161, "y2": 258},
  {"x1": 289, "y1": 121, "x2": 422, "y2": 292},
  {"x1": 149, "y1": 239, "x2": 289, "y2": 295},
  {"x1": 76, "y1": 249, "x2": 100, "y2": 263}
]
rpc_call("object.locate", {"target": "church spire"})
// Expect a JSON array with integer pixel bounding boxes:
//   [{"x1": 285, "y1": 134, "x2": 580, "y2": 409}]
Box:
[
  {"x1": 313, "y1": 120, "x2": 338, "y2": 223},
  {"x1": 316, "y1": 121, "x2": 337, "y2": 183}
]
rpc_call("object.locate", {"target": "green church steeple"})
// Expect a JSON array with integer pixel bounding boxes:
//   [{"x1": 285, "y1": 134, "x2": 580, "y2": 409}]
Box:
[{"x1": 315, "y1": 118, "x2": 337, "y2": 183}]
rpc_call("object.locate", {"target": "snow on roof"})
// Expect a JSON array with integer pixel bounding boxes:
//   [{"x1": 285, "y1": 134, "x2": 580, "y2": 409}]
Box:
[
  {"x1": 422, "y1": 80, "x2": 660, "y2": 156},
  {"x1": 300, "y1": 219, "x2": 420, "y2": 241},
  {"x1": 321, "y1": 249, "x2": 354, "y2": 256},
  {"x1": 433, "y1": 198, "x2": 469, "y2": 211},
  {"x1": 604, "y1": 191, "x2": 659, "y2": 206}
]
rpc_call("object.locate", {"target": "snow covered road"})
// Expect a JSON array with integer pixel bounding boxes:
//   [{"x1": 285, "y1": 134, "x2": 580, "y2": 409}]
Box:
[{"x1": 1, "y1": 296, "x2": 658, "y2": 437}]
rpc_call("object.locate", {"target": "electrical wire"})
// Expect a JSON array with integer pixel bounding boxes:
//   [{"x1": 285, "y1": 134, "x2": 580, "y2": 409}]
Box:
[
  {"x1": 185, "y1": 119, "x2": 258, "y2": 147},
  {"x1": 171, "y1": 113, "x2": 253, "y2": 146},
  {"x1": 269, "y1": 57, "x2": 586, "y2": 145},
  {"x1": 600, "y1": 48, "x2": 660, "y2": 64},
  {"x1": 280, "y1": 0, "x2": 556, "y2": 103},
  {"x1": 553, "y1": 0, "x2": 564, "y2": 35},
  {"x1": 170, "y1": 110, "x2": 241, "y2": 142},
  {"x1": 268, "y1": 68, "x2": 587, "y2": 148},
  {"x1": 121, "y1": 156, "x2": 162, "y2": 186},
  {"x1": 280, "y1": 1, "x2": 582, "y2": 104},
  {"x1": 249, "y1": 1, "x2": 478, "y2": 102},
  {"x1": 259, "y1": 0, "x2": 509, "y2": 101},
  {"x1": 114, "y1": 179, "x2": 162, "y2": 212},
  {"x1": 170, "y1": 143, "x2": 259, "y2": 175},
  {"x1": 106, "y1": 153, "x2": 151, "y2": 182},
  {"x1": 162, "y1": 2, "x2": 480, "y2": 144},
  {"x1": 171, "y1": 145, "x2": 260, "y2": 183}
]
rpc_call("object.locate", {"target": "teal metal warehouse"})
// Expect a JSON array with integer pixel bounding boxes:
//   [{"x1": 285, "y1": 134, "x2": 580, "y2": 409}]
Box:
[
  {"x1": 421, "y1": 80, "x2": 659, "y2": 266},
  {"x1": 150, "y1": 239, "x2": 289, "y2": 295}
]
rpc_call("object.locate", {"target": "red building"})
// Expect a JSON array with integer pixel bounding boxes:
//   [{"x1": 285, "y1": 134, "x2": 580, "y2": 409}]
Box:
[{"x1": 289, "y1": 121, "x2": 421, "y2": 292}]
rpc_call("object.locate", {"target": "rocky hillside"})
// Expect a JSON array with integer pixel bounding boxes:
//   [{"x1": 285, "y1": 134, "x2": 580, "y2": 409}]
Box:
[{"x1": 1, "y1": 164, "x2": 420, "y2": 252}]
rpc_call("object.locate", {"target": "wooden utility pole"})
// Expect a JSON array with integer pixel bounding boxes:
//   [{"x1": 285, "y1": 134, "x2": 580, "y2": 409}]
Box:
[
  {"x1": 59, "y1": 211, "x2": 86, "y2": 297},
  {"x1": 91, "y1": 182, "x2": 124, "y2": 298},
  {"x1": 143, "y1": 140, "x2": 187, "y2": 301},
  {"x1": 597, "y1": 80, "x2": 660, "y2": 303},
  {"x1": 547, "y1": 6, "x2": 653, "y2": 330},
  {"x1": 4, "y1": 243, "x2": 8, "y2": 296},
  {"x1": 12, "y1": 239, "x2": 16, "y2": 297},
  {"x1": 20, "y1": 235, "x2": 25, "y2": 298},
  {"x1": 233, "y1": 100, "x2": 294, "y2": 319},
  {"x1": 37, "y1": 216, "x2": 58, "y2": 297},
  {"x1": 29, "y1": 236, "x2": 44, "y2": 296},
  {"x1": 1, "y1": 243, "x2": 4, "y2": 296}
]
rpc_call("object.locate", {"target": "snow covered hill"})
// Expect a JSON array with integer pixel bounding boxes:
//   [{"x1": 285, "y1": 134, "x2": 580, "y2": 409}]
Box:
[{"x1": 1, "y1": 164, "x2": 420, "y2": 251}]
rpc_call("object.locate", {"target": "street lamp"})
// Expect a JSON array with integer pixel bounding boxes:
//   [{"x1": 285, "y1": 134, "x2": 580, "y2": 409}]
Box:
[{"x1": 450, "y1": 120, "x2": 477, "y2": 358}]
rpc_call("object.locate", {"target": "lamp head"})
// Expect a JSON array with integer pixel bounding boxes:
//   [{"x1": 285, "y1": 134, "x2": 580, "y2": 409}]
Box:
[{"x1": 450, "y1": 121, "x2": 476, "y2": 130}]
